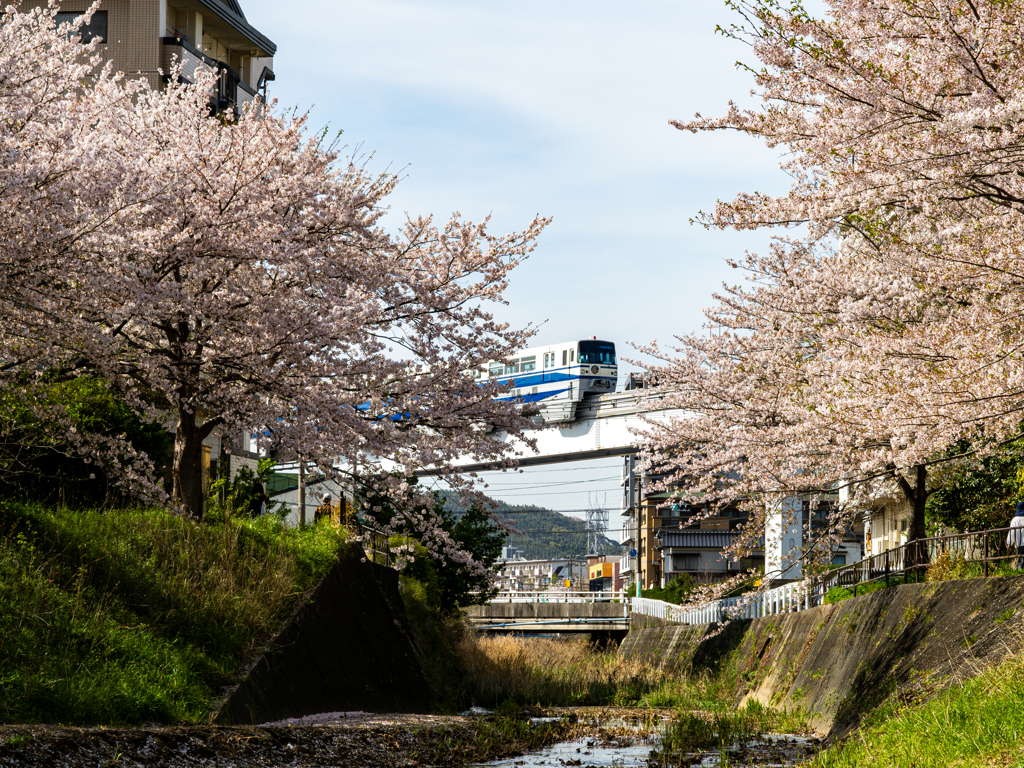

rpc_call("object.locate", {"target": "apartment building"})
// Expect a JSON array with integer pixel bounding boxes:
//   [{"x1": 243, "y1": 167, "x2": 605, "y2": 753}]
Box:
[
  {"x1": 492, "y1": 555, "x2": 586, "y2": 593},
  {"x1": 33, "y1": 0, "x2": 275, "y2": 115}
]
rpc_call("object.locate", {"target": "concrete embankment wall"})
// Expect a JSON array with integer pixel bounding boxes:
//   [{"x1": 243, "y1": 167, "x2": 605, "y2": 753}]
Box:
[
  {"x1": 211, "y1": 545, "x2": 432, "y2": 725},
  {"x1": 620, "y1": 576, "x2": 1024, "y2": 737}
]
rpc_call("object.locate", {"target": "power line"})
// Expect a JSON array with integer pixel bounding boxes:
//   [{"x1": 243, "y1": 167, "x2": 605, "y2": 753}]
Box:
[
  {"x1": 485, "y1": 488, "x2": 621, "y2": 498},
  {"x1": 471, "y1": 463, "x2": 623, "y2": 475},
  {"x1": 476, "y1": 475, "x2": 620, "y2": 490}
]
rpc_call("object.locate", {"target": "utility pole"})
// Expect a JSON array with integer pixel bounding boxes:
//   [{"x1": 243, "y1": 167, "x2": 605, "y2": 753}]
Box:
[{"x1": 297, "y1": 456, "x2": 306, "y2": 527}]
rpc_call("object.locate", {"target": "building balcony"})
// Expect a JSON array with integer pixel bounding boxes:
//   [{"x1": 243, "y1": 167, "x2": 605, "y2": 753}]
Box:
[{"x1": 161, "y1": 37, "x2": 259, "y2": 117}]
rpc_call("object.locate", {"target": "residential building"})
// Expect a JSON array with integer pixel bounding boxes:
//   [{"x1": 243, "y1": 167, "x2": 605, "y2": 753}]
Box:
[
  {"x1": 30, "y1": 0, "x2": 275, "y2": 116},
  {"x1": 621, "y1": 454, "x2": 759, "y2": 588},
  {"x1": 586, "y1": 555, "x2": 622, "y2": 592},
  {"x1": 621, "y1": 454, "x2": 864, "y2": 588},
  {"x1": 838, "y1": 482, "x2": 913, "y2": 558},
  {"x1": 492, "y1": 556, "x2": 586, "y2": 593}
]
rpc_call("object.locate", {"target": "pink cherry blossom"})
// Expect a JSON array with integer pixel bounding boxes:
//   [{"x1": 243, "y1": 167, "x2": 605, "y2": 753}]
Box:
[
  {"x1": 637, "y1": 0, "x2": 1024, "y2": 607},
  {"x1": 0, "y1": 5, "x2": 547, "y2": 566}
]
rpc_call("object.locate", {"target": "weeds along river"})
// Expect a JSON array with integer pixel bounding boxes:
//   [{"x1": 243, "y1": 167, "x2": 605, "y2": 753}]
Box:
[{"x1": 466, "y1": 708, "x2": 821, "y2": 768}]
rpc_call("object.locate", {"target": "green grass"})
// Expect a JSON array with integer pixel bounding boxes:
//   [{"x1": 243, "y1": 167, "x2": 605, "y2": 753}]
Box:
[
  {"x1": 810, "y1": 639, "x2": 1024, "y2": 767},
  {"x1": 0, "y1": 500, "x2": 346, "y2": 725},
  {"x1": 824, "y1": 576, "x2": 912, "y2": 605}
]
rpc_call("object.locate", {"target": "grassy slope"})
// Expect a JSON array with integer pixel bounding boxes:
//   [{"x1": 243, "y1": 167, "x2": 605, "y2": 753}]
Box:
[
  {"x1": 811, "y1": 630, "x2": 1024, "y2": 767},
  {"x1": 0, "y1": 500, "x2": 345, "y2": 725}
]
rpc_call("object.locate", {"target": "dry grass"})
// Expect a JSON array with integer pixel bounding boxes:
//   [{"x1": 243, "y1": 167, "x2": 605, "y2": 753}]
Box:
[{"x1": 456, "y1": 633, "x2": 664, "y2": 707}]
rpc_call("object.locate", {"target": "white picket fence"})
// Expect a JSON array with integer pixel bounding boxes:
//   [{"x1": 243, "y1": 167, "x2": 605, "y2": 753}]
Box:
[{"x1": 631, "y1": 580, "x2": 811, "y2": 625}]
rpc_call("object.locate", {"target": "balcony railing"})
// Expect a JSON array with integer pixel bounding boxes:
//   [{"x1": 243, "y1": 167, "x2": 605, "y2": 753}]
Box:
[{"x1": 161, "y1": 37, "x2": 260, "y2": 117}]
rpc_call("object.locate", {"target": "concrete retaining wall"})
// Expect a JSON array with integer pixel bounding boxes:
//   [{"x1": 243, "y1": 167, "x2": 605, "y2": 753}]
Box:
[
  {"x1": 620, "y1": 576, "x2": 1024, "y2": 736},
  {"x1": 211, "y1": 545, "x2": 432, "y2": 724}
]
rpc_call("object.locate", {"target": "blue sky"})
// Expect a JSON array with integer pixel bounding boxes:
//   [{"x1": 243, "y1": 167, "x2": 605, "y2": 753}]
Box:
[{"x1": 244, "y1": 0, "x2": 789, "y2": 525}]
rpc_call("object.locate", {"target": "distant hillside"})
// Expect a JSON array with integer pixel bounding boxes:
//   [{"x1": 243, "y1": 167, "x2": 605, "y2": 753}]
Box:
[{"x1": 440, "y1": 492, "x2": 619, "y2": 561}]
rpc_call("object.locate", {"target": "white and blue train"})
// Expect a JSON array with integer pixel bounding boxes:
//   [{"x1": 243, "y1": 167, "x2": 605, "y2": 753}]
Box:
[{"x1": 478, "y1": 338, "x2": 617, "y2": 418}]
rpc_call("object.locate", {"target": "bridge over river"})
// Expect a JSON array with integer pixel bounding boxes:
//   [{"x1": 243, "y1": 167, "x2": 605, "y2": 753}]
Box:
[{"x1": 466, "y1": 591, "x2": 631, "y2": 635}]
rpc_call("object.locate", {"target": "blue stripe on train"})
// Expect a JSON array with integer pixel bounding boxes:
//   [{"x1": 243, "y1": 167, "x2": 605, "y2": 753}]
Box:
[
  {"x1": 496, "y1": 387, "x2": 569, "y2": 403},
  {"x1": 491, "y1": 369, "x2": 615, "y2": 389}
]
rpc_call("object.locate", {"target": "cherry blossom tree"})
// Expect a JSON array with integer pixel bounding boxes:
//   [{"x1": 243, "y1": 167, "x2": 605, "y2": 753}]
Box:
[
  {"x1": 638, "y1": 0, "x2": 1024, "y2": 586},
  {"x1": 0, "y1": 5, "x2": 548, "y2": 546},
  {"x1": 0, "y1": 3, "x2": 163, "y2": 496}
]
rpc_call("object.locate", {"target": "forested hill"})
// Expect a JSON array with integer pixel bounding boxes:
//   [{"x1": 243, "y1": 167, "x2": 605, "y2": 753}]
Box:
[{"x1": 440, "y1": 492, "x2": 619, "y2": 561}]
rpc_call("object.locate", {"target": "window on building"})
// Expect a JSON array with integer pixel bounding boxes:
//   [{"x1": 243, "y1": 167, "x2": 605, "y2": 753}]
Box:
[
  {"x1": 672, "y1": 553, "x2": 699, "y2": 571},
  {"x1": 831, "y1": 554, "x2": 847, "y2": 566},
  {"x1": 740, "y1": 555, "x2": 765, "y2": 572},
  {"x1": 56, "y1": 11, "x2": 107, "y2": 43}
]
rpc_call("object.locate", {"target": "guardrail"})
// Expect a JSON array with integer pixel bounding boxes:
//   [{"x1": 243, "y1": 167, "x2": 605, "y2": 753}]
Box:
[
  {"x1": 819, "y1": 525, "x2": 1017, "y2": 597},
  {"x1": 489, "y1": 590, "x2": 625, "y2": 603},
  {"x1": 631, "y1": 523, "x2": 1023, "y2": 625},
  {"x1": 633, "y1": 580, "x2": 811, "y2": 624}
]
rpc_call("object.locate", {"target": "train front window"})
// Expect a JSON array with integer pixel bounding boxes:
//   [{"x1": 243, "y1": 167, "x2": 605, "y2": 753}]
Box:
[{"x1": 578, "y1": 341, "x2": 616, "y2": 365}]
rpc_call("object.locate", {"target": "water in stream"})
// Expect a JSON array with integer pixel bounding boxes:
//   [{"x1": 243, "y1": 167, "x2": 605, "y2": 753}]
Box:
[{"x1": 468, "y1": 713, "x2": 819, "y2": 768}]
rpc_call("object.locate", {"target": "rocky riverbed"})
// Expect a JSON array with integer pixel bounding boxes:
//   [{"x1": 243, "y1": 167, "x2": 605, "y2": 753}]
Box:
[
  {"x1": 0, "y1": 709, "x2": 661, "y2": 768},
  {"x1": 0, "y1": 707, "x2": 821, "y2": 767}
]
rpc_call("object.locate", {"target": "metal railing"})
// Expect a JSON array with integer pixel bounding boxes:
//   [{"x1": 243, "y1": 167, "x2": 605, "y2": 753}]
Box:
[
  {"x1": 814, "y1": 524, "x2": 1018, "y2": 602},
  {"x1": 356, "y1": 520, "x2": 393, "y2": 569},
  {"x1": 631, "y1": 523, "x2": 1023, "y2": 624}
]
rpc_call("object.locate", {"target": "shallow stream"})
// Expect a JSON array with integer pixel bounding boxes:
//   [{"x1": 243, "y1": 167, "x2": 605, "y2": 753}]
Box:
[{"x1": 468, "y1": 709, "x2": 820, "y2": 768}]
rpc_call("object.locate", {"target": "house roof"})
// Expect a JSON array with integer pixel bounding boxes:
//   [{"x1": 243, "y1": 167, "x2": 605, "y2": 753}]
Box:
[{"x1": 197, "y1": 0, "x2": 276, "y2": 56}]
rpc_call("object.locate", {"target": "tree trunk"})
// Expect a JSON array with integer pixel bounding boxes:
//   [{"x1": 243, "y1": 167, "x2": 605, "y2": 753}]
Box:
[
  {"x1": 298, "y1": 458, "x2": 306, "y2": 527},
  {"x1": 909, "y1": 463, "x2": 928, "y2": 542},
  {"x1": 895, "y1": 463, "x2": 930, "y2": 571},
  {"x1": 172, "y1": 406, "x2": 206, "y2": 519}
]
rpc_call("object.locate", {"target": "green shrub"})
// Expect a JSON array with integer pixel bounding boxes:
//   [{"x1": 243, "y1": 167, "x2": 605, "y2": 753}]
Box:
[{"x1": 641, "y1": 574, "x2": 696, "y2": 605}]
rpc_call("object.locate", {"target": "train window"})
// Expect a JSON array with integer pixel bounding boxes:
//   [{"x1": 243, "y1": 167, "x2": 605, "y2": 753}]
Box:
[
  {"x1": 570, "y1": 349, "x2": 574, "y2": 363},
  {"x1": 489, "y1": 363, "x2": 504, "y2": 377},
  {"x1": 520, "y1": 356, "x2": 536, "y2": 372},
  {"x1": 578, "y1": 340, "x2": 616, "y2": 365},
  {"x1": 562, "y1": 350, "x2": 567, "y2": 365},
  {"x1": 505, "y1": 359, "x2": 520, "y2": 375}
]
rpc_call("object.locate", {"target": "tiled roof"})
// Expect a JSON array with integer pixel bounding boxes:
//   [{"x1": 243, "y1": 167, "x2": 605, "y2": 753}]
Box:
[
  {"x1": 199, "y1": 0, "x2": 276, "y2": 55},
  {"x1": 656, "y1": 530, "x2": 737, "y2": 549}
]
